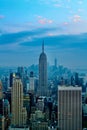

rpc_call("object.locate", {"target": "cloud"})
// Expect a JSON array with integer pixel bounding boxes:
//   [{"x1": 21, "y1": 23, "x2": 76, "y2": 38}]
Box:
[
  {"x1": 38, "y1": 19, "x2": 53, "y2": 25},
  {"x1": 39, "y1": 0, "x2": 71, "y2": 9},
  {"x1": 54, "y1": 4, "x2": 62, "y2": 7},
  {"x1": 36, "y1": 16, "x2": 53, "y2": 25},
  {"x1": 63, "y1": 22, "x2": 69, "y2": 25},
  {"x1": 73, "y1": 15, "x2": 81, "y2": 22},
  {"x1": 0, "y1": 27, "x2": 59, "y2": 46},
  {"x1": 78, "y1": 0, "x2": 83, "y2": 4},
  {"x1": 69, "y1": 15, "x2": 81, "y2": 23},
  {"x1": 0, "y1": 15, "x2": 4, "y2": 19},
  {"x1": 78, "y1": 9, "x2": 84, "y2": 12},
  {"x1": 0, "y1": 28, "x2": 87, "y2": 68}
]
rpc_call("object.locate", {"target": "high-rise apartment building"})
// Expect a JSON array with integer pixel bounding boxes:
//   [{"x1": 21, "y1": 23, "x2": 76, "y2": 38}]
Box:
[
  {"x1": 39, "y1": 43, "x2": 48, "y2": 96},
  {"x1": 58, "y1": 86, "x2": 82, "y2": 130},
  {"x1": 11, "y1": 77, "x2": 27, "y2": 127}
]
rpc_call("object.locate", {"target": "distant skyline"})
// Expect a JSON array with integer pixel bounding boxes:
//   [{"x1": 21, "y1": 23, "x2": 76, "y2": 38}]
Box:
[{"x1": 0, "y1": 0, "x2": 87, "y2": 69}]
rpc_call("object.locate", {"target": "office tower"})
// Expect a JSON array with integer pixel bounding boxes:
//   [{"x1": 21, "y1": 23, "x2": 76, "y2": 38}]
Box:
[
  {"x1": 36, "y1": 97, "x2": 45, "y2": 111},
  {"x1": 39, "y1": 42, "x2": 48, "y2": 96},
  {"x1": 0, "y1": 116, "x2": 4, "y2": 130},
  {"x1": 29, "y1": 71, "x2": 34, "y2": 92},
  {"x1": 0, "y1": 81, "x2": 2, "y2": 99},
  {"x1": 58, "y1": 86, "x2": 82, "y2": 130},
  {"x1": 0, "y1": 81, "x2": 4, "y2": 130},
  {"x1": 4, "y1": 99, "x2": 10, "y2": 117},
  {"x1": 10, "y1": 73, "x2": 16, "y2": 87},
  {"x1": 17, "y1": 66, "x2": 24, "y2": 79},
  {"x1": 0, "y1": 99, "x2": 3, "y2": 116},
  {"x1": 70, "y1": 76, "x2": 75, "y2": 86},
  {"x1": 11, "y1": 77, "x2": 27, "y2": 127},
  {"x1": 75, "y1": 72, "x2": 79, "y2": 86},
  {"x1": 47, "y1": 98, "x2": 53, "y2": 120}
]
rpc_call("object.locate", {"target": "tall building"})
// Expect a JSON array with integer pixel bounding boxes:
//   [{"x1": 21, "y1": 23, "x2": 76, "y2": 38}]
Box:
[
  {"x1": 9, "y1": 73, "x2": 16, "y2": 87},
  {"x1": 39, "y1": 42, "x2": 48, "y2": 96},
  {"x1": 11, "y1": 77, "x2": 27, "y2": 127},
  {"x1": 58, "y1": 86, "x2": 82, "y2": 130},
  {"x1": 0, "y1": 81, "x2": 4, "y2": 130},
  {"x1": 0, "y1": 81, "x2": 3, "y2": 99},
  {"x1": 29, "y1": 71, "x2": 34, "y2": 92}
]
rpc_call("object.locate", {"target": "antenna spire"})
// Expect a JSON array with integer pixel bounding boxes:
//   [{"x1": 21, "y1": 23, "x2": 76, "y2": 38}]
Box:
[{"x1": 42, "y1": 40, "x2": 44, "y2": 53}]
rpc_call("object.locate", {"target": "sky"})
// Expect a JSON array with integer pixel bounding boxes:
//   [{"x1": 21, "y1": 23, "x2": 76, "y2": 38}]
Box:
[{"x1": 0, "y1": 0, "x2": 87, "y2": 69}]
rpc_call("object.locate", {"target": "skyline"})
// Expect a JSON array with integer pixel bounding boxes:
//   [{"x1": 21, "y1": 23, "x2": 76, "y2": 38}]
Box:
[{"x1": 0, "y1": 0, "x2": 87, "y2": 69}]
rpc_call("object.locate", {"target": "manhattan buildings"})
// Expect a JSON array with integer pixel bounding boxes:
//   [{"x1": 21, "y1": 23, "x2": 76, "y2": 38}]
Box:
[
  {"x1": 39, "y1": 43, "x2": 48, "y2": 96},
  {"x1": 58, "y1": 86, "x2": 82, "y2": 130},
  {"x1": 11, "y1": 77, "x2": 27, "y2": 127}
]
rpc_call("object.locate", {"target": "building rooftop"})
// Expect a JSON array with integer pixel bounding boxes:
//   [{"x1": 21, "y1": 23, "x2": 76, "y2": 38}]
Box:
[{"x1": 58, "y1": 85, "x2": 82, "y2": 90}]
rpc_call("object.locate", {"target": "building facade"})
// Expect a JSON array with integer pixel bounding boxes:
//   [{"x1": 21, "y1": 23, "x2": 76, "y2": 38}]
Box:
[
  {"x1": 29, "y1": 71, "x2": 34, "y2": 92},
  {"x1": 58, "y1": 86, "x2": 82, "y2": 130},
  {"x1": 39, "y1": 43, "x2": 48, "y2": 96},
  {"x1": 11, "y1": 77, "x2": 27, "y2": 127}
]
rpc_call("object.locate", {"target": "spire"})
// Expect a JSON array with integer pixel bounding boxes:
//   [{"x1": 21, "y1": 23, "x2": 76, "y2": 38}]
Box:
[{"x1": 42, "y1": 40, "x2": 44, "y2": 53}]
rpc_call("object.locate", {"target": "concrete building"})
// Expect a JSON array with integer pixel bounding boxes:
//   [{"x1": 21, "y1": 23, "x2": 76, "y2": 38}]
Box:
[
  {"x1": 9, "y1": 73, "x2": 16, "y2": 88},
  {"x1": 58, "y1": 86, "x2": 82, "y2": 130},
  {"x1": 29, "y1": 71, "x2": 34, "y2": 92},
  {"x1": 36, "y1": 96, "x2": 45, "y2": 111},
  {"x1": 9, "y1": 126, "x2": 29, "y2": 130},
  {"x1": 39, "y1": 42, "x2": 48, "y2": 96},
  {"x1": 31, "y1": 121, "x2": 48, "y2": 130},
  {"x1": 0, "y1": 116, "x2": 5, "y2": 130},
  {"x1": 11, "y1": 77, "x2": 27, "y2": 127},
  {"x1": 0, "y1": 81, "x2": 3, "y2": 99}
]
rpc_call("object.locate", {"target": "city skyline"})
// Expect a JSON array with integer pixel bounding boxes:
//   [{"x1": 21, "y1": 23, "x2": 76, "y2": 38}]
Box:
[{"x1": 0, "y1": 0, "x2": 87, "y2": 69}]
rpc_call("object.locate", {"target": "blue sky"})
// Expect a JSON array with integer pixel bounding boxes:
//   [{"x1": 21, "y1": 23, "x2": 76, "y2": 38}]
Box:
[{"x1": 0, "y1": 0, "x2": 87, "y2": 69}]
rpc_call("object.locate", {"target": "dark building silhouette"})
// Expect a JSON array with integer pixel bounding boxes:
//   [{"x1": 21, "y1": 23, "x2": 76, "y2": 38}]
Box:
[
  {"x1": 9, "y1": 73, "x2": 14, "y2": 87},
  {"x1": 71, "y1": 75, "x2": 75, "y2": 86},
  {"x1": 39, "y1": 42, "x2": 48, "y2": 96},
  {"x1": 0, "y1": 99, "x2": 3, "y2": 115},
  {"x1": 30, "y1": 71, "x2": 34, "y2": 77},
  {"x1": 47, "y1": 98, "x2": 53, "y2": 120},
  {"x1": 17, "y1": 67, "x2": 24, "y2": 79},
  {"x1": 75, "y1": 72, "x2": 79, "y2": 86}
]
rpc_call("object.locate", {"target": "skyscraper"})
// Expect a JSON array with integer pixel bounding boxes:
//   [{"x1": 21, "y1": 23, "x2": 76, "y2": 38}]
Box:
[
  {"x1": 0, "y1": 81, "x2": 4, "y2": 130},
  {"x1": 9, "y1": 73, "x2": 15, "y2": 88},
  {"x1": 39, "y1": 42, "x2": 48, "y2": 96},
  {"x1": 0, "y1": 81, "x2": 3, "y2": 99},
  {"x1": 11, "y1": 77, "x2": 27, "y2": 127},
  {"x1": 58, "y1": 86, "x2": 82, "y2": 130},
  {"x1": 29, "y1": 71, "x2": 34, "y2": 92}
]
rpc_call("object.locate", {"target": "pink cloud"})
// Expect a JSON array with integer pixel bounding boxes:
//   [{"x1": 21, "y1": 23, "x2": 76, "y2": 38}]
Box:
[
  {"x1": 73, "y1": 15, "x2": 81, "y2": 23},
  {"x1": 69, "y1": 15, "x2": 81, "y2": 23},
  {"x1": 37, "y1": 16, "x2": 53, "y2": 25},
  {"x1": 38, "y1": 19, "x2": 46, "y2": 24},
  {"x1": 0, "y1": 15, "x2": 5, "y2": 19},
  {"x1": 63, "y1": 22, "x2": 69, "y2": 25}
]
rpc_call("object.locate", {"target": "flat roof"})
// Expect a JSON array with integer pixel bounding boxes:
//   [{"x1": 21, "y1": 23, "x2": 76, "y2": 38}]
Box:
[{"x1": 58, "y1": 86, "x2": 82, "y2": 91}]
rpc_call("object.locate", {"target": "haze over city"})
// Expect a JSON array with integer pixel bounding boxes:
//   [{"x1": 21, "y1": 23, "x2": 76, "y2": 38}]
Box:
[{"x1": 0, "y1": 0, "x2": 87, "y2": 69}]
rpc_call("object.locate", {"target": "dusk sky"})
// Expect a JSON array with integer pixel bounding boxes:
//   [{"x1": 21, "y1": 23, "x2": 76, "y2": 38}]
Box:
[{"x1": 0, "y1": 0, "x2": 87, "y2": 69}]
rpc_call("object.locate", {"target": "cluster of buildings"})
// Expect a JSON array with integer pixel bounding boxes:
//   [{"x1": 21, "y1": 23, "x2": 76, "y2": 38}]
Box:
[{"x1": 0, "y1": 43, "x2": 87, "y2": 130}]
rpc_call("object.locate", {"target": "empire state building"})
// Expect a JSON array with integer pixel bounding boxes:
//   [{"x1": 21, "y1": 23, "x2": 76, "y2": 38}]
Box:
[{"x1": 39, "y1": 42, "x2": 48, "y2": 96}]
